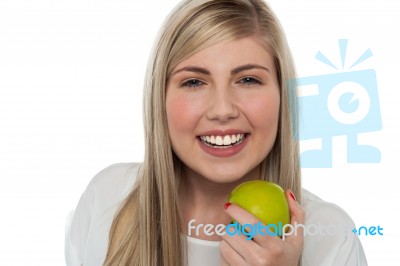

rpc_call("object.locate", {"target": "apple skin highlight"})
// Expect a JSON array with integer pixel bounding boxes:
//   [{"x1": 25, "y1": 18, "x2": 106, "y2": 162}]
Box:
[{"x1": 228, "y1": 180, "x2": 290, "y2": 236}]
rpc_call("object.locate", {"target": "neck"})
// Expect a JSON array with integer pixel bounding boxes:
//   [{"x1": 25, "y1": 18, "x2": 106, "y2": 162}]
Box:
[{"x1": 178, "y1": 165, "x2": 260, "y2": 241}]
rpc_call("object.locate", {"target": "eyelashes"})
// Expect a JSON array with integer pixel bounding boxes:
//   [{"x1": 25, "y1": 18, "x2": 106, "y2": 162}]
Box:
[
  {"x1": 237, "y1": 77, "x2": 262, "y2": 86},
  {"x1": 180, "y1": 77, "x2": 263, "y2": 89},
  {"x1": 180, "y1": 79, "x2": 205, "y2": 88}
]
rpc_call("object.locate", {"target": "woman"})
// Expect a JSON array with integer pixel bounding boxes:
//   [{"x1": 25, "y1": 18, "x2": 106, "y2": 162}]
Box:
[{"x1": 66, "y1": 0, "x2": 367, "y2": 265}]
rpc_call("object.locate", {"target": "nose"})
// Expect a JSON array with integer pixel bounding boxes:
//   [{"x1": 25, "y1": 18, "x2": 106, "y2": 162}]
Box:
[{"x1": 206, "y1": 85, "x2": 239, "y2": 122}]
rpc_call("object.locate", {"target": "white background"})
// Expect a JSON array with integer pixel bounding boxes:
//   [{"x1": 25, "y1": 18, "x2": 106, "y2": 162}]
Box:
[{"x1": 0, "y1": 0, "x2": 399, "y2": 265}]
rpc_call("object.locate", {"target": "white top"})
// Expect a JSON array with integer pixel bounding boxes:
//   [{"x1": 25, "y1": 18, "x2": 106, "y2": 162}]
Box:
[{"x1": 65, "y1": 163, "x2": 368, "y2": 266}]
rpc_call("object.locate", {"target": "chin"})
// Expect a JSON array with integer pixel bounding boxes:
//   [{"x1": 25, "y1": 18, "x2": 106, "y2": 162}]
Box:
[
  {"x1": 200, "y1": 167, "x2": 254, "y2": 184},
  {"x1": 181, "y1": 158, "x2": 262, "y2": 185}
]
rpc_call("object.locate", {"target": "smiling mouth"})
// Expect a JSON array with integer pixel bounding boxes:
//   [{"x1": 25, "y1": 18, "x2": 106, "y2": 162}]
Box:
[{"x1": 198, "y1": 134, "x2": 248, "y2": 148}]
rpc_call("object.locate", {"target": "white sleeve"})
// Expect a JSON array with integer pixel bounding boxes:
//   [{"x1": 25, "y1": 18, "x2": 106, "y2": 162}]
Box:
[
  {"x1": 301, "y1": 190, "x2": 368, "y2": 266},
  {"x1": 64, "y1": 163, "x2": 140, "y2": 266},
  {"x1": 65, "y1": 174, "x2": 96, "y2": 266},
  {"x1": 334, "y1": 234, "x2": 367, "y2": 266}
]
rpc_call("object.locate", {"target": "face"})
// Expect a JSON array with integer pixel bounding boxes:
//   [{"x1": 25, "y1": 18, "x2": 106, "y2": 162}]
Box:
[{"x1": 166, "y1": 36, "x2": 280, "y2": 183}]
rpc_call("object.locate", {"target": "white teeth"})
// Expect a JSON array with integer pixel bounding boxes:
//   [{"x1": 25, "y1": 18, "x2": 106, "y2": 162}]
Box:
[
  {"x1": 210, "y1": 135, "x2": 215, "y2": 143},
  {"x1": 200, "y1": 134, "x2": 245, "y2": 147},
  {"x1": 223, "y1": 135, "x2": 231, "y2": 145}
]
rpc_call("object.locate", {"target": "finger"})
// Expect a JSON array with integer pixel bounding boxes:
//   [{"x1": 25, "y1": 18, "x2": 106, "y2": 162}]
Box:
[
  {"x1": 221, "y1": 220, "x2": 257, "y2": 259},
  {"x1": 220, "y1": 251, "x2": 229, "y2": 266},
  {"x1": 286, "y1": 190, "x2": 304, "y2": 224},
  {"x1": 282, "y1": 189, "x2": 305, "y2": 246},
  {"x1": 220, "y1": 239, "x2": 247, "y2": 266},
  {"x1": 224, "y1": 203, "x2": 278, "y2": 247},
  {"x1": 221, "y1": 260, "x2": 229, "y2": 266}
]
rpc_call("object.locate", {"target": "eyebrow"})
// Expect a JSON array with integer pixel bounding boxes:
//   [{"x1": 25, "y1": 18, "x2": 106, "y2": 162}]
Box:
[
  {"x1": 172, "y1": 66, "x2": 210, "y2": 76},
  {"x1": 171, "y1": 64, "x2": 270, "y2": 76},
  {"x1": 231, "y1": 64, "x2": 270, "y2": 75}
]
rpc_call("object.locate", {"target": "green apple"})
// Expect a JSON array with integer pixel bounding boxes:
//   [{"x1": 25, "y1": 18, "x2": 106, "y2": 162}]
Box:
[{"x1": 228, "y1": 180, "x2": 290, "y2": 235}]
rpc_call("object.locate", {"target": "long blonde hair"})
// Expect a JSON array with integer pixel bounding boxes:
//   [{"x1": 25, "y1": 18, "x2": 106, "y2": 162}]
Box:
[{"x1": 104, "y1": 0, "x2": 301, "y2": 265}]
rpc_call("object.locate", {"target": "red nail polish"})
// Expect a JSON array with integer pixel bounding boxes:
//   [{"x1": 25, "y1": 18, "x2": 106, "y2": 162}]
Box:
[
  {"x1": 224, "y1": 202, "x2": 231, "y2": 210},
  {"x1": 290, "y1": 191, "x2": 297, "y2": 201}
]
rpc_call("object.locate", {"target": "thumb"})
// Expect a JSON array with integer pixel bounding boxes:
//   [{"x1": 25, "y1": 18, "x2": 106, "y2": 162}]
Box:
[
  {"x1": 284, "y1": 189, "x2": 305, "y2": 244},
  {"x1": 285, "y1": 189, "x2": 304, "y2": 225}
]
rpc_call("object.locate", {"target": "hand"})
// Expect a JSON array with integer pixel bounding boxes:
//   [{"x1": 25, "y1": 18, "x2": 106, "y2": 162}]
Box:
[{"x1": 220, "y1": 190, "x2": 304, "y2": 266}]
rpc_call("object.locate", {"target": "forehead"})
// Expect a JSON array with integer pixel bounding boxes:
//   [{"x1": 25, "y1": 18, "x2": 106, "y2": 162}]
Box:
[{"x1": 173, "y1": 36, "x2": 275, "y2": 72}]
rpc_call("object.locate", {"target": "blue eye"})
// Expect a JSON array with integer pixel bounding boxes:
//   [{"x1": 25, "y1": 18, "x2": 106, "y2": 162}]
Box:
[
  {"x1": 181, "y1": 79, "x2": 204, "y2": 88},
  {"x1": 239, "y1": 77, "x2": 261, "y2": 85}
]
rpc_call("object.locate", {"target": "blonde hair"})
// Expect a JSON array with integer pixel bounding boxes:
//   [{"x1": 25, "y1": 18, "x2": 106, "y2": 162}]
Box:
[{"x1": 104, "y1": 0, "x2": 301, "y2": 265}]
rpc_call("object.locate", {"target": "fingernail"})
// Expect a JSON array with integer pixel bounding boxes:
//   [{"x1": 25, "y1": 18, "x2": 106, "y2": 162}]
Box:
[
  {"x1": 224, "y1": 202, "x2": 231, "y2": 210},
  {"x1": 290, "y1": 191, "x2": 297, "y2": 201}
]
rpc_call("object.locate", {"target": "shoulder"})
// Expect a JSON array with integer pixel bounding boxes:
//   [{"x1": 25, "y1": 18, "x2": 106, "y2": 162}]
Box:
[
  {"x1": 301, "y1": 188, "x2": 355, "y2": 227},
  {"x1": 87, "y1": 162, "x2": 141, "y2": 193},
  {"x1": 300, "y1": 189, "x2": 367, "y2": 266},
  {"x1": 65, "y1": 162, "x2": 141, "y2": 266},
  {"x1": 78, "y1": 162, "x2": 141, "y2": 213}
]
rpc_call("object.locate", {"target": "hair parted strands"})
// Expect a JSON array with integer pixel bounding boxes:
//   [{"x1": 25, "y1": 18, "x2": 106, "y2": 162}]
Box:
[{"x1": 104, "y1": 0, "x2": 301, "y2": 265}]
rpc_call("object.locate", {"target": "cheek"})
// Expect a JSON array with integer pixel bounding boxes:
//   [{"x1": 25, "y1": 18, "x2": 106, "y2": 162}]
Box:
[
  {"x1": 166, "y1": 94, "x2": 203, "y2": 138},
  {"x1": 245, "y1": 92, "x2": 280, "y2": 133}
]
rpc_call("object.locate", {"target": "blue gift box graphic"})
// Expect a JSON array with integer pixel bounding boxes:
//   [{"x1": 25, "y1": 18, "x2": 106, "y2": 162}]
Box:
[{"x1": 295, "y1": 40, "x2": 382, "y2": 168}]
